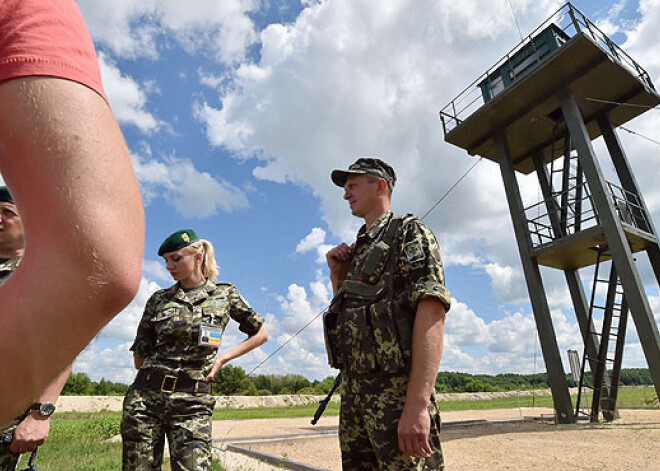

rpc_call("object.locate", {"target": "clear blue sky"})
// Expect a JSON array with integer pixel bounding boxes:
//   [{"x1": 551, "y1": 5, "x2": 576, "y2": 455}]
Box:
[{"x1": 7, "y1": 0, "x2": 660, "y2": 383}]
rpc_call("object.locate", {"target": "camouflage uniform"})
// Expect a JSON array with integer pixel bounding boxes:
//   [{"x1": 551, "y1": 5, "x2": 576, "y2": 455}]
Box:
[
  {"x1": 0, "y1": 258, "x2": 24, "y2": 471},
  {"x1": 324, "y1": 211, "x2": 450, "y2": 470},
  {"x1": 121, "y1": 279, "x2": 264, "y2": 471},
  {"x1": 0, "y1": 258, "x2": 20, "y2": 284}
]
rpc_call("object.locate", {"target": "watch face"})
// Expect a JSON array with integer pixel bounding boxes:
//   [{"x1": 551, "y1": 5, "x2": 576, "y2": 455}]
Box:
[{"x1": 39, "y1": 403, "x2": 56, "y2": 416}]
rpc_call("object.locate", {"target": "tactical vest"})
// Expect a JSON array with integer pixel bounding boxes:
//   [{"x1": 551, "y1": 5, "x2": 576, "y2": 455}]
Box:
[{"x1": 323, "y1": 215, "x2": 415, "y2": 377}]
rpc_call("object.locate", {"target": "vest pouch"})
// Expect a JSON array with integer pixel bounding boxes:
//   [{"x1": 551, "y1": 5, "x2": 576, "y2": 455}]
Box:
[
  {"x1": 368, "y1": 300, "x2": 407, "y2": 373},
  {"x1": 341, "y1": 280, "x2": 384, "y2": 303},
  {"x1": 323, "y1": 309, "x2": 344, "y2": 369},
  {"x1": 359, "y1": 241, "x2": 391, "y2": 283},
  {"x1": 343, "y1": 304, "x2": 379, "y2": 373}
]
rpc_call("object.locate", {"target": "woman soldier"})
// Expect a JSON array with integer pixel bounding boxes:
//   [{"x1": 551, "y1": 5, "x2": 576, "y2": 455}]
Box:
[{"x1": 121, "y1": 229, "x2": 268, "y2": 470}]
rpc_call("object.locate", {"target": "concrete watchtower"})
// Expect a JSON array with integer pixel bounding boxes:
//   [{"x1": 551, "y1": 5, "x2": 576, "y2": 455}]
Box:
[{"x1": 440, "y1": 2, "x2": 660, "y2": 424}]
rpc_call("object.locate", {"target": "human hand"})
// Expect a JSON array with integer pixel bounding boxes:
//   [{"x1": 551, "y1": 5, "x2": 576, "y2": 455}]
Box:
[
  {"x1": 205, "y1": 355, "x2": 228, "y2": 382},
  {"x1": 326, "y1": 243, "x2": 352, "y2": 273},
  {"x1": 397, "y1": 403, "x2": 432, "y2": 458},
  {"x1": 10, "y1": 414, "x2": 49, "y2": 454}
]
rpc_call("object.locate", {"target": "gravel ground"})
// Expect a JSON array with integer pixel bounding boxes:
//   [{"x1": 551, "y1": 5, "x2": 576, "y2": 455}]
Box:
[{"x1": 212, "y1": 408, "x2": 660, "y2": 470}]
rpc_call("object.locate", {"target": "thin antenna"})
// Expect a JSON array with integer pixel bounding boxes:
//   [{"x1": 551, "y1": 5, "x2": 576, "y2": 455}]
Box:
[{"x1": 507, "y1": 0, "x2": 525, "y2": 42}]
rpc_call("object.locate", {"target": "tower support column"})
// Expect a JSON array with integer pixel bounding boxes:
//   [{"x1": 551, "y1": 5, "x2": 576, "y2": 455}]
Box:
[
  {"x1": 561, "y1": 93, "x2": 660, "y2": 400},
  {"x1": 495, "y1": 132, "x2": 575, "y2": 423},
  {"x1": 531, "y1": 153, "x2": 603, "y2": 379},
  {"x1": 597, "y1": 114, "x2": 660, "y2": 287}
]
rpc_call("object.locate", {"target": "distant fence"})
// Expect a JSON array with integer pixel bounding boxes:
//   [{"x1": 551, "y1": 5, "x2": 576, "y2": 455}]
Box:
[
  {"x1": 57, "y1": 390, "x2": 564, "y2": 413},
  {"x1": 56, "y1": 394, "x2": 338, "y2": 413}
]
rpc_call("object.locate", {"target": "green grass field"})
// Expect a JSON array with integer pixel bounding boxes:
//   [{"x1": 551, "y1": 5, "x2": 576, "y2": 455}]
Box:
[
  {"x1": 16, "y1": 411, "x2": 226, "y2": 471},
  {"x1": 17, "y1": 386, "x2": 658, "y2": 470}
]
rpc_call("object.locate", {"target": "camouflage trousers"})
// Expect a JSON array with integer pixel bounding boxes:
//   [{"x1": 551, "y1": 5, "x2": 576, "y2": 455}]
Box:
[
  {"x1": 0, "y1": 444, "x2": 19, "y2": 471},
  {"x1": 339, "y1": 374, "x2": 444, "y2": 470},
  {"x1": 0, "y1": 412, "x2": 28, "y2": 471},
  {"x1": 121, "y1": 385, "x2": 215, "y2": 471}
]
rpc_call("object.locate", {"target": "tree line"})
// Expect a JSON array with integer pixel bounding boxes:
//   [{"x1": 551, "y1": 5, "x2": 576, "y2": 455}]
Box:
[
  {"x1": 434, "y1": 368, "x2": 654, "y2": 393},
  {"x1": 62, "y1": 367, "x2": 655, "y2": 396}
]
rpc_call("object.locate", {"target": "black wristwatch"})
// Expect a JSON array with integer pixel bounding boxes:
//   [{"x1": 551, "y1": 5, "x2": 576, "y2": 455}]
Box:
[{"x1": 30, "y1": 402, "x2": 56, "y2": 417}]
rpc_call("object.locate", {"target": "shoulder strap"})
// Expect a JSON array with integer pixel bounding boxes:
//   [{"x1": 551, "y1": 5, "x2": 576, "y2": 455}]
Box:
[
  {"x1": 382, "y1": 215, "x2": 404, "y2": 246},
  {"x1": 353, "y1": 216, "x2": 403, "y2": 280},
  {"x1": 385, "y1": 217, "x2": 404, "y2": 302},
  {"x1": 387, "y1": 215, "x2": 416, "y2": 354}
]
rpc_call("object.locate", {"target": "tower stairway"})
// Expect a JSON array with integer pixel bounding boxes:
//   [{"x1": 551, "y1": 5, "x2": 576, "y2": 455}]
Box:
[{"x1": 575, "y1": 245, "x2": 629, "y2": 421}]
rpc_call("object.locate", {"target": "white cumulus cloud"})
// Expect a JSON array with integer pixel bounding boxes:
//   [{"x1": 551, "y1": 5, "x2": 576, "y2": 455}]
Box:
[
  {"x1": 80, "y1": 0, "x2": 259, "y2": 64},
  {"x1": 131, "y1": 149, "x2": 250, "y2": 218},
  {"x1": 296, "y1": 227, "x2": 334, "y2": 264},
  {"x1": 98, "y1": 54, "x2": 161, "y2": 133},
  {"x1": 74, "y1": 341, "x2": 137, "y2": 384}
]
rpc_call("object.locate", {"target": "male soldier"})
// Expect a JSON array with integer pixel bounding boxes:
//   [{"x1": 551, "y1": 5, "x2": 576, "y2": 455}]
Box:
[
  {"x1": 324, "y1": 158, "x2": 450, "y2": 470},
  {"x1": 0, "y1": 186, "x2": 72, "y2": 471}
]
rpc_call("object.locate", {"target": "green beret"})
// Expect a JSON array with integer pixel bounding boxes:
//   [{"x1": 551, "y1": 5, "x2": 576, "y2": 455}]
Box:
[
  {"x1": 331, "y1": 157, "x2": 397, "y2": 190},
  {"x1": 158, "y1": 229, "x2": 199, "y2": 256},
  {"x1": 0, "y1": 186, "x2": 14, "y2": 204}
]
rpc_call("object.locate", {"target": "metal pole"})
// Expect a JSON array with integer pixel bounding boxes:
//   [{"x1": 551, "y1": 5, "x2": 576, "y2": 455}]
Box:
[
  {"x1": 597, "y1": 114, "x2": 660, "y2": 288},
  {"x1": 598, "y1": 114, "x2": 653, "y2": 234},
  {"x1": 560, "y1": 93, "x2": 660, "y2": 403},
  {"x1": 568, "y1": 3, "x2": 582, "y2": 34},
  {"x1": 495, "y1": 131, "x2": 575, "y2": 424},
  {"x1": 531, "y1": 153, "x2": 603, "y2": 386}
]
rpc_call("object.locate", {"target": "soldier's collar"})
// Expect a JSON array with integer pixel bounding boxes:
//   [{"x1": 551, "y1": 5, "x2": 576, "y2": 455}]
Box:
[
  {"x1": 358, "y1": 211, "x2": 392, "y2": 240},
  {"x1": 202, "y1": 278, "x2": 217, "y2": 294},
  {"x1": 166, "y1": 283, "x2": 184, "y2": 301},
  {"x1": 167, "y1": 278, "x2": 217, "y2": 302}
]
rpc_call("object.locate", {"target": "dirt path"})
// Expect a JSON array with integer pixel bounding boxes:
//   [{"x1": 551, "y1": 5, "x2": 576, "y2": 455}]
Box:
[{"x1": 212, "y1": 408, "x2": 660, "y2": 470}]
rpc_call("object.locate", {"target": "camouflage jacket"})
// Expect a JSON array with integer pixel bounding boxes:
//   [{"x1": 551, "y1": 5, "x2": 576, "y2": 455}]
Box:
[
  {"x1": 324, "y1": 211, "x2": 450, "y2": 376},
  {"x1": 348, "y1": 211, "x2": 450, "y2": 311},
  {"x1": 0, "y1": 257, "x2": 20, "y2": 288},
  {"x1": 0, "y1": 257, "x2": 22, "y2": 434},
  {"x1": 131, "y1": 279, "x2": 264, "y2": 381}
]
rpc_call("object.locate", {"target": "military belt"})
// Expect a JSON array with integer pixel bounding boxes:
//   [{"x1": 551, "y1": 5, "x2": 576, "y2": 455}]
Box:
[{"x1": 134, "y1": 369, "x2": 210, "y2": 394}]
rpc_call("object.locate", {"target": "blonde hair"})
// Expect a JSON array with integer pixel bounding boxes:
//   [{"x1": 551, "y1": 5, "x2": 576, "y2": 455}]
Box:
[{"x1": 186, "y1": 239, "x2": 219, "y2": 280}]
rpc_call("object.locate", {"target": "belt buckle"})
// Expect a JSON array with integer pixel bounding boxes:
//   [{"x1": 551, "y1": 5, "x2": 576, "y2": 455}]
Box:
[{"x1": 161, "y1": 375, "x2": 178, "y2": 393}]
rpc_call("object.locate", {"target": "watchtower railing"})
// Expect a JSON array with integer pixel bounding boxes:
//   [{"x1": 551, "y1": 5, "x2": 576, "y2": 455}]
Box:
[
  {"x1": 439, "y1": 2, "x2": 656, "y2": 137},
  {"x1": 525, "y1": 180, "x2": 653, "y2": 250},
  {"x1": 525, "y1": 181, "x2": 597, "y2": 249},
  {"x1": 607, "y1": 182, "x2": 653, "y2": 233}
]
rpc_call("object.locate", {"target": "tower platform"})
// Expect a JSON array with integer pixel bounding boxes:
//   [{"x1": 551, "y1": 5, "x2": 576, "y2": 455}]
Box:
[{"x1": 443, "y1": 32, "x2": 660, "y2": 174}]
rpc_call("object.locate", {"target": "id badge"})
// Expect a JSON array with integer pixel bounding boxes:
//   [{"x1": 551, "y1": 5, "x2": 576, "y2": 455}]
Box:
[{"x1": 198, "y1": 325, "x2": 222, "y2": 348}]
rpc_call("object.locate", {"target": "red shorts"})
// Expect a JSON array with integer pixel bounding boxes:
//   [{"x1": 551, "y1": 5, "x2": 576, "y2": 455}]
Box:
[{"x1": 0, "y1": 0, "x2": 107, "y2": 102}]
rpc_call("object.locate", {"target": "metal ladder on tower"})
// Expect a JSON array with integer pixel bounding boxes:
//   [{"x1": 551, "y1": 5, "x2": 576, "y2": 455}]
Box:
[
  {"x1": 549, "y1": 130, "x2": 583, "y2": 236},
  {"x1": 575, "y1": 245, "x2": 629, "y2": 422}
]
